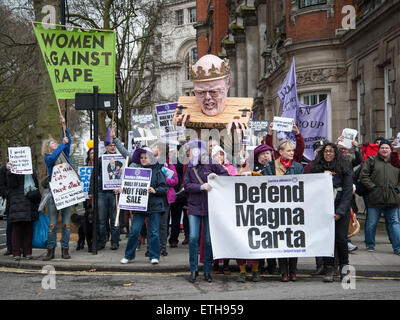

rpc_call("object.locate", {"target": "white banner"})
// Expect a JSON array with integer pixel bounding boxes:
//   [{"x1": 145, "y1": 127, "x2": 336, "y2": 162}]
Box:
[
  {"x1": 8, "y1": 147, "x2": 33, "y2": 175},
  {"x1": 49, "y1": 163, "x2": 85, "y2": 210},
  {"x1": 208, "y1": 174, "x2": 335, "y2": 259}
]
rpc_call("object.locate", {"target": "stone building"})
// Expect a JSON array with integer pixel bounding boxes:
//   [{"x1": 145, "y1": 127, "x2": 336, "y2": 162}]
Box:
[
  {"x1": 196, "y1": 0, "x2": 400, "y2": 143},
  {"x1": 152, "y1": 0, "x2": 198, "y2": 103}
]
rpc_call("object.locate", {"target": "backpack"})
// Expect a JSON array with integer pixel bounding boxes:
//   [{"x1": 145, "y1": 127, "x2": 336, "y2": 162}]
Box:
[{"x1": 353, "y1": 156, "x2": 375, "y2": 197}]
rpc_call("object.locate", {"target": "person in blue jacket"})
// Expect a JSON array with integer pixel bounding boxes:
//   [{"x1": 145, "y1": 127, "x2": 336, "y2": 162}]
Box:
[{"x1": 41, "y1": 116, "x2": 73, "y2": 261}]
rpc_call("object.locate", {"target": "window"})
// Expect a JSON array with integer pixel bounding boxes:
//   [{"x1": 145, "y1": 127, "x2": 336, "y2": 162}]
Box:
[
  {"x1": 185, "y1": 48, "x2": 198, "y2": 81},
  {"x1": 302, "y1": 93, "x2": 327, "y2": 105},
  {"x1": 176, "y1": 10, "x2": 184, "y2": 26},
  {"x1": 299, "y1": 0, "x2": 327, "y2": 9},
  {"x1": 189, "y1": 7, "x2": 196, "y2": 23}
]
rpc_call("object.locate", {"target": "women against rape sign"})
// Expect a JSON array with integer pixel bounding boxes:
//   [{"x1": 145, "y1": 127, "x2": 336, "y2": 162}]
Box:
[
  {"x1": 49, "y1": 163, "x2": 85, "y2": 210},
  {"x1": 33, "y1": 23, "x2": 116, "y2": 99},
  {"x1": 208, "y1": 174, "x2": 335, "y2": 259},
  {"x1": 118, "y1": 168, "x2": 152, "y2": 211}
]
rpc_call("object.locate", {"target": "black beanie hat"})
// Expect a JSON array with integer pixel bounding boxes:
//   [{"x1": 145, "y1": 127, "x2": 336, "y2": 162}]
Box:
[{"x1": 379, "y1": 138, "x2": 391, "y2": 148}]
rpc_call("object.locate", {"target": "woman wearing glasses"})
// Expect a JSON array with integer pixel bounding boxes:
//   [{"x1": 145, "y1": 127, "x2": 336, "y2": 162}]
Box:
[{"x1": 309, "y1": 143, "x2": 353, "y2": 282}]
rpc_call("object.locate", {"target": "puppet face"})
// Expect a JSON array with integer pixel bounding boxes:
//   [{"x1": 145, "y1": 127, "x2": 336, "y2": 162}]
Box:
[{"x1": 194, "y1": 78, "x2": 230, "y2": 116}]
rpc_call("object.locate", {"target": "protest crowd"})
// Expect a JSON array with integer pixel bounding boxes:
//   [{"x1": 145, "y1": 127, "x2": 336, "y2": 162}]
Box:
[{"x1": 1, "y1": 53, "x2": 400, "y2": 286}]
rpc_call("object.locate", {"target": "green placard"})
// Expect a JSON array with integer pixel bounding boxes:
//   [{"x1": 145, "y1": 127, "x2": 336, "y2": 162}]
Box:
[{"x1": 33, "y1": 23, "x2": 116, "y2": 99}]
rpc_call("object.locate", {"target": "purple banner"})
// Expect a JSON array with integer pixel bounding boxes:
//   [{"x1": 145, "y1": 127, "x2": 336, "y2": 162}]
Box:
[
  {"x1": 296, "y1": 100, "x2": 328, "y2": 161},
  {"x1": 277, "y1": 57, "x2": 298, "y2": 142}
]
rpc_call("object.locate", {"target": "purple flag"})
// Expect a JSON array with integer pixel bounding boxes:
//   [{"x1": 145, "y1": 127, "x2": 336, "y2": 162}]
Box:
[
  {"x1": 277, "y1": 57, "x2": 298, "y2": 142},
  {"x1": 297, "y1": 99, "x2": 328, "y2": 161}
]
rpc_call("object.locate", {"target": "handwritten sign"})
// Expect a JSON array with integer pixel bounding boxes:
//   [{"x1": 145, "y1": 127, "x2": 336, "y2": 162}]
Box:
[
  {"x1": 49, "y1": 163, "x2": 85, "y2": 210},
  {"x1": 273, "y1": 116, "x2": 293, "y2": 132},
  {"x1": 118, "y1": 168, "x2": 152, "y2": 211},
  {"x1": 8, "y1": 147, "x2": 33, "y2": 175}
]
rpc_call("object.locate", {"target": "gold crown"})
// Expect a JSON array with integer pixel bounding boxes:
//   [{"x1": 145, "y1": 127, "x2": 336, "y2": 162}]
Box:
[{"x1": 190, "y1": 59, "x2": 230, "y2": 82}]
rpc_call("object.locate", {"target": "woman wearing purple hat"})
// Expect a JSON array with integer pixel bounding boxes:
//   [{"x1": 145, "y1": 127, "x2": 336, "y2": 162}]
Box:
[
  {"x1": 110, "y1": 130, "x2": 168, "y2": 265},
  {"x1": 183, "y1": 139, "x2": 229, "y2": 283}
]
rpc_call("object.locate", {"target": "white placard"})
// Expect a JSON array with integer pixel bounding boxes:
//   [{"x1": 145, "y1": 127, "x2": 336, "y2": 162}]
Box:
[
  {"x1": 338, "y1": 128, "x2": 358, "y2": 149},
  {"x1": 49, "y1": 163, "x2": 85, "y2": 210},
  {"x1": 272, "y1": 116, "x2": 293, "y2": 132},
  {"x1": 102, "y1": 154, "x2": 126, "y2": 190},
  {"x1": 8, "y1": 147, "x2": 33, "y2": 175},
  {"x1": 208, "y1": 174, "x2": 335, "y2": 259},
  {"x1": 395, "y1": 132, "x2": 400, "y2": 149},
  {"x1": 118, "y1": 168, "x2": 152, "y2": 211}
]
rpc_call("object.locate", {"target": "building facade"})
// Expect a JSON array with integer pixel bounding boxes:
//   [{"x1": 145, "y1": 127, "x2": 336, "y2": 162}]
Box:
[
  {"x1": 197, "y1": 0, "x2": 400, "y2": 143},
  {"x1": 152, "y1": 0, "x2": 198, "y2": 103}
]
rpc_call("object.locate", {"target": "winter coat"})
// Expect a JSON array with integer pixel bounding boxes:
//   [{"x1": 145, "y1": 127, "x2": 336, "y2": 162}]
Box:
[
  {"x1": 44, "y1": 129, "x2": 71, "y2": 177},
  {"x1": 6, "y1": 171, "x2": 41, "y2": 222},
  {"x1": 132, "y1": 163, "x2": 168, "y2": 215},
  {"x1": 162, "y1": 163, "x2": 178, "y2": 204},
  {"x1": 360, "y1": 154, "x2": 400, "y2": 208},
  {"x1": 89, "y1": 152, "x2": 117, "y2": 194},
  {"x1": 309, "y1": 160, "x2": 353, "y2": 217},
  {"x1": 184, "y1": 163, "x2": 229, "y2": 216}
]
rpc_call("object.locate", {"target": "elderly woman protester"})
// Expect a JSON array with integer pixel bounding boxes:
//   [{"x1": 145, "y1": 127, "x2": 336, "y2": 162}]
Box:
[
  {"x1": 184, "y1": 139, "x2": 229, "y2": 283},
  {"x1": 270, "y1": 140, "x2": 304, "y2": 282},
  {"x1": 42, "y1": 116, "x2": 73, "y2": 261},
  {"x1": 309, "y1": 142, "x2": 353, "y2": 282}
]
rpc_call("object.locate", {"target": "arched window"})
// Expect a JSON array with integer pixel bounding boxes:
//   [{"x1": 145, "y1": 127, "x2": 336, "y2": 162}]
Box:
[{"x1": 185, "y1": 47, "x2": 198, "y2": 81}]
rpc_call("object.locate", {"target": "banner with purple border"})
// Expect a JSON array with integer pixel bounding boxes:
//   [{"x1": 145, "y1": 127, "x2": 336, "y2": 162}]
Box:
[{"x1": 155, "y1": 102, "x2": 184, "y2": 139}]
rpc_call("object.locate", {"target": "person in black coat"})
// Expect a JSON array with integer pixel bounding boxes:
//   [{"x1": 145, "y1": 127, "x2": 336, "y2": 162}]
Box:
[
  {"x1": 309, "y1": 142, "x2": 353, "y2": 282},
  {"x1": 5, "y1": 164, "x2": 41, "y2": 260},
  {"x1": 0, "y1": 164, "x2": 12, "y2": 255}
]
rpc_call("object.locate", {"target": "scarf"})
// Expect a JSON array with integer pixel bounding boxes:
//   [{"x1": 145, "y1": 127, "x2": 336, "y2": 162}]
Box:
[
  {"x1": 280, "y1": 157, "x2": 292, "y2": 168},
  {"x1": 24, "y1": 174, "x2": 37, "y2": 196}
]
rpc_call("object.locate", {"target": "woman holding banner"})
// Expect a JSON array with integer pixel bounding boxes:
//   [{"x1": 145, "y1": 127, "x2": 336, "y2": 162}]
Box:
[
  {"x1": 309, "y1": 142, "x2": 353, "y2": 282},
  {"x1": 271, "y1": 140, "x2": 304, "y2": 282},
  {"x1": 184, "y1": 139, "x2": 229, "y2": 283},
  {"x1": 42, "y1": 115, "x2": 73, "y2": 261}
]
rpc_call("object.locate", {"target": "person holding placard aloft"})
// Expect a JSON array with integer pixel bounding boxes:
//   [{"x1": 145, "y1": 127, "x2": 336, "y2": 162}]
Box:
[{"x1": 42, "y1": 115, "x2": 73, "y2": 261}]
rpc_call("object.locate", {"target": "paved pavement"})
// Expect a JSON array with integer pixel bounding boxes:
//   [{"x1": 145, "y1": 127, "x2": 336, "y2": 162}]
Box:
[{"x1": 0, "y1": 218, "x2": 399, "y2": 276}]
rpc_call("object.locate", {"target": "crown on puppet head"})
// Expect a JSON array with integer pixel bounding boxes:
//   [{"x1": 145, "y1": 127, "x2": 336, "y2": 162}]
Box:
[{"x1": 190, "y1": 58, "x2": 230, "y2": 82}]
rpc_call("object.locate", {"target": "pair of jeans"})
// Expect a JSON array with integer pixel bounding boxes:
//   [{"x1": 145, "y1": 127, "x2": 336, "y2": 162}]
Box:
[
  {"x1": 169, "y1": 202, "x2": 189, "y2": 244},
  {"x1": 365, "y1": 206, "x2": 400, "y2": 253},
  {"x1": 47, "y1": 195, "x2": 72, "y2": 249},
  {"x1": 97, "y1": 192, "x2": 120, "y2": 247},
  {"x1": 159, "y1": 204, "x2": 170, "y2": 252},
  {"x1": 189, "y1": 214, "x2": 213, "y2": 274},
  {"x1": 125, "y1": 212, "x2": 161, "y2": 260}
]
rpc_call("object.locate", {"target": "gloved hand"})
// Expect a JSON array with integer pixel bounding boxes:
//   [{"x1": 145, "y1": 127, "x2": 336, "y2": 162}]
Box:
[
  {"x1": 200, "y1": 183, "x2": 212, "y2": 192},
  {"x1": 208, "y1": 173, "x2": 217, "y2": 180}
]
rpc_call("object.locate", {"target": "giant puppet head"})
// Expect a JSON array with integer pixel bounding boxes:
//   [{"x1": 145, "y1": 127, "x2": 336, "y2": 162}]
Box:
[{"x1": 190, "y1": 54, "x2": 231, "y2": 117}]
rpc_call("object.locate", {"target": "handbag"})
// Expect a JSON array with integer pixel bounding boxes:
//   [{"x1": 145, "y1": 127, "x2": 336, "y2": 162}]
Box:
[{"x1": 348, "y1": 209, "x2": 360, "y2": 238}]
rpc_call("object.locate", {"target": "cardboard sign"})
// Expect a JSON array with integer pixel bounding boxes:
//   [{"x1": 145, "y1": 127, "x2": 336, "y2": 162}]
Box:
[
  {"x1": 78, "y1": 166, "x2": 93, "y2": 199},
  {"x1": 8, "y1": 147, "x2": 33, "y2": 175},
  {"x1": 102, "y1": 154, "x2": 126, "y2": 190},
  {"x1": 49, "y1": 163, "x2": 85, "y2": 210},
  {"x1": 118, "y1": 168, "x2": 152, "y2": 211},
  {"x1": 156, "y1": 103, "x2": 184, "y2": 139},
  {"x1": 273, "y1": 116, "x2": 293, "y2": 132}
]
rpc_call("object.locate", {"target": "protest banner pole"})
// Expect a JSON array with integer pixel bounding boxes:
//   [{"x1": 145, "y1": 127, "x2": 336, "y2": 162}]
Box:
[
  {"x1": 92, "y1": 86, "x2": 99, "y2": 255},
  {"x1": 115, "y1": 156, "x2": 129, "y2": 227},
  {"x1": 56, "y1": 99, "x2": 66, "y2": 137}
]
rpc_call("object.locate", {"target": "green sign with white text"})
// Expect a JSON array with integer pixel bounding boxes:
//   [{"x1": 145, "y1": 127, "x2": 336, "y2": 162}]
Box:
[{"x1": 33, "y1": 23, "x2": 116, "y2": 99}]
